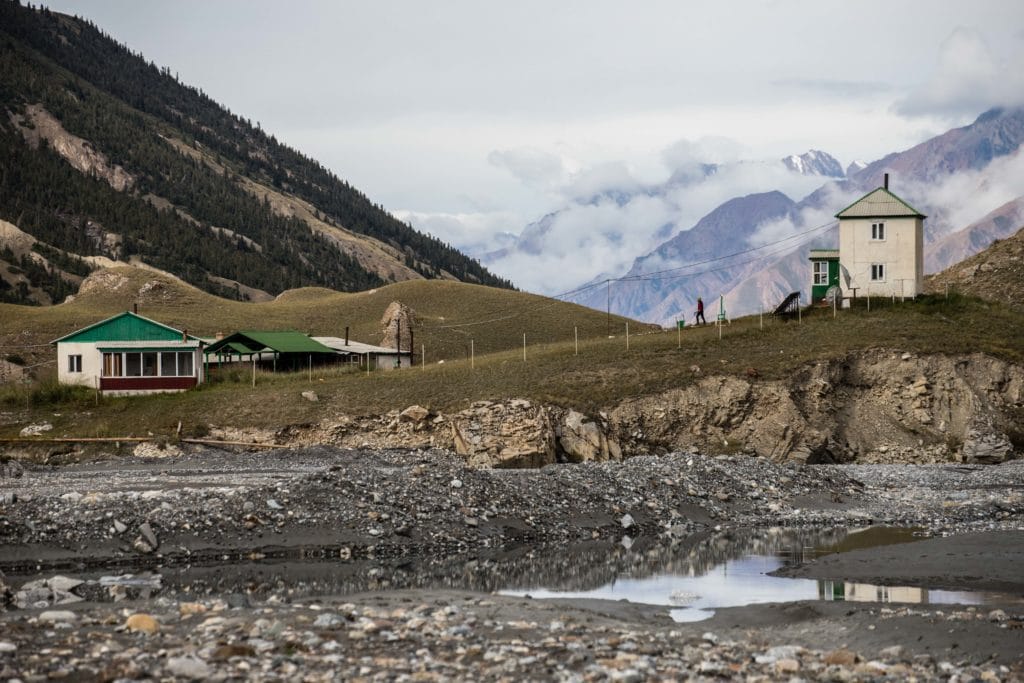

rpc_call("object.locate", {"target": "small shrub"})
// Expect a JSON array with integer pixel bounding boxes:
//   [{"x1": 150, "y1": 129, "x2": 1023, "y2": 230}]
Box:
[
  {"x1": 4, "y1": 354, "x2": 25, "y2": 366},
  {"x1": 189, "y1": 423, "x2": 211, "y2": 438}
]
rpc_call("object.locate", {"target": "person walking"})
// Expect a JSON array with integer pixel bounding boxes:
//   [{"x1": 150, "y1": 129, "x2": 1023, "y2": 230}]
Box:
[{"x1": 695, "y1": 297, "x2": 706, "y2": 325}]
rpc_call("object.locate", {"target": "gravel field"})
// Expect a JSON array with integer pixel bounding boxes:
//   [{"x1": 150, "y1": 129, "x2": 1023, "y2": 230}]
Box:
[{"x1": 1, "y1": 446, "x2": 1023, "y2": 680}]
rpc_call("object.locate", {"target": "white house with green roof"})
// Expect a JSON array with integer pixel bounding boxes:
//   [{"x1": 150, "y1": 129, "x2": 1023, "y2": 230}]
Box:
[
  {"x1": 834, "y1": 175, "x2": 926, "y2": 300},
  {"x1": 52, "y1": 311, "x2": 204, "y2": 394}
]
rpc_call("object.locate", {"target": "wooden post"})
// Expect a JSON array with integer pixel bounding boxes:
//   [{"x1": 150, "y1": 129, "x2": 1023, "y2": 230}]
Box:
[
  {"x1": 366, "y1": 352, "x2": 370, "y2": 376},
  {"x1": 677, "y1": 321, "x2": 680, "y2": 349},
  {"x1": 798, "y1": 293, "x2": 802, "y2": 324},
  {"x1": 251, "y1": 355, "x2": 256, "y2": 387},
  {"x1": 626, "y1": 322, "x2": 629, "y2": 350},
  {"x1": 522, "y1": 333, "x2": 526, "y2": 361},
  {"x1": 574, "y1": 327, "x2": 578, "y2": 356},
  {"x1": 471, "y1": 339, "x2": 474, "y2": 369},
  {"x1": 308, "y1": 353, "x2": 312, "y2": 381}
]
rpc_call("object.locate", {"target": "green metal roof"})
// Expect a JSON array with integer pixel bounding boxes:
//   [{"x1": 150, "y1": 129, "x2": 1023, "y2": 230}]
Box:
[
  {"x1": 203, "y1": 330, "x2": 335, "y2": 356},
  {"x1": 52, "y1": 311, "x2": 198, "y2": 344},
  {"x1": 835, "y1": 187, "x2": 926, "y2": 219}
]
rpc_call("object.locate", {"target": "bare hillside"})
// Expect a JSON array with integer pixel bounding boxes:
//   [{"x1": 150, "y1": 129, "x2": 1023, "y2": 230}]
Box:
[{"x1": 925, "y1": 225, "x2": 1024, "y2": 311}]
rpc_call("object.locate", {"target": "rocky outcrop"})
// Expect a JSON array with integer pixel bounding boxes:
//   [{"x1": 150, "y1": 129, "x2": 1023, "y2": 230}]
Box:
[
  {"x1": 380, "y1": 302, "x2": 415, "y2": 351},
  {"x1": 450, "y1": 400, "x2": 555, "y2": 468},
  {"x1": 14, "y1": 105, "x2": 134, "y2": 192},
  {"x1": 610, "y1": 351, "x2": 1023, "y2": 464},
  {"x1": 557, "y1": 410, "x2": 622, "y2": 462},
  {"x1": 267, "y1": 351, "x2": 1020, "y2": 467}
]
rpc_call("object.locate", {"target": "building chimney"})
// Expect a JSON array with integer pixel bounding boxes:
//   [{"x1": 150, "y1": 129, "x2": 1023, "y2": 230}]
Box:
[
  {"x1": 884, "y1": 173, "x2": 889, "y2": 190},
  {"x1": 182, "y1": 329, "x2": 188, "y2": 342},
  {"x1": 133, "y1": 302, "x2": 138, "y2": 314},
  {"x1": 345, "y1": 326, "x2": 349, "y2": 346},
  {"x1": 215, "y1": 331, "x2": 225, "y2": 340}
]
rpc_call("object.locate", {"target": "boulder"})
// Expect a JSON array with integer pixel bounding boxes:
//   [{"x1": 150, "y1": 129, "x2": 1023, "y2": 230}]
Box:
[
  {"x1": 558, "y1": 410, "x2": 621, "y2": 462},
  {"x1": 961, "y1": 426, "x2": 1014, "y2": 464},
  {"x1": 399, "y1": 405, "x2": 430, "y2": 423},
  {"x1": 450, "y1": 400, "x2": 556, "y2": 468}
]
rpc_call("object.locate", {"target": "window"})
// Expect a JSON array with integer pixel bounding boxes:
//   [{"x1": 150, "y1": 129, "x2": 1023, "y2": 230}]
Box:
[
  {"x1": 68, "y1": 355, "x2": 82, "y2": 373},
  {"x1": 813, "y1": 261, "x2": 829, "y2": 285},
  {"x1": 160, "y1": 352, "x2": 177, "y2": 376},
  {"x1": 178, "y1": 352, "x2": 193, "y2": 377},
  {"x1": 160, "y1": 351, "x2": 194, "y2": 376},
  {"x1": 871, "y1": 222, "x2": 885, "y2": 240},
  {"x1": 102, "y1": 352, "x2": 123, "y2": 377},
  {"x1": 871, "y1": 263, "x2": 885, "y2": 281},
  {"x1": 125, "y1": 353, "x2": 142, "y2": 377}
]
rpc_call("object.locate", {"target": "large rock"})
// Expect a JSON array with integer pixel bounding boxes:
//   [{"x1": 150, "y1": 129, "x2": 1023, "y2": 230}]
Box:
[
  {"x1": 380, "y1": 301, "x2": 416, "y2": 351},
  {"x1": 961, "y1": 425, "x2": 1014, "y2": 464},
  {"x1": 450, "y1": 400, "x2": 556, "y2": 468},
  {"x1": 558, "y1": 410, "x2": 621, "y2": 462}
]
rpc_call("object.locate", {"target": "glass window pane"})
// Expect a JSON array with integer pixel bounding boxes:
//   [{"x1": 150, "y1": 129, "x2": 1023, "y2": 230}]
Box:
[
  {"x1": 161, "y1": 352, "x2": 177, "y2": 376},
  {"x1": 178, "y1": 352, "x2": 194, "y2": 376},
  {"x1": 142, "y1": 352, "x2": 158, "y2": 376},
  {"x1": 125, "y1": 353, "x2": 142, "y2": 376}
]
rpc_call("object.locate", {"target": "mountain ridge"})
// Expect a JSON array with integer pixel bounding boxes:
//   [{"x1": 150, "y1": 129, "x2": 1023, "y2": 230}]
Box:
[{"x1": 0, "y1": 1, "x2": 512, "y2": 306}]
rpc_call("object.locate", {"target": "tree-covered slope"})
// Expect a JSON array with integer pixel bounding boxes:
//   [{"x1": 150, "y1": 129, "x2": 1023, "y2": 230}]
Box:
[{"x1": 0, "y1": 1, "x2": 512, "y2": 305}]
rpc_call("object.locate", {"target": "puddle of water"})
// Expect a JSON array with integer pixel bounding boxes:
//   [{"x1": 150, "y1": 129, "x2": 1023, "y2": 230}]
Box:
[
  {"x1": 8, "y1": 526, "x2": 1021, "y2": 618},
  {"x1": 501, "y1": 526, "x2": 1024, "y2": 622}
]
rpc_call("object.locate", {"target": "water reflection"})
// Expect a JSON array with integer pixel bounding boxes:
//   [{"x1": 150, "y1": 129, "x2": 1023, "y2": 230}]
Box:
[
  {"x1": 9, "y1": 526, "x2": 1021, "y2": 617},
  {"x1": 500, "y1": 526, "x2": 1024, "y2": 622}
]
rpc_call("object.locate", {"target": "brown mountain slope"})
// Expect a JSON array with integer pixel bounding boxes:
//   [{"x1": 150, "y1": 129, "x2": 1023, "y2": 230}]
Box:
[{"x1": 924, "y1": 225, "x2": 1024, "y2": 311}]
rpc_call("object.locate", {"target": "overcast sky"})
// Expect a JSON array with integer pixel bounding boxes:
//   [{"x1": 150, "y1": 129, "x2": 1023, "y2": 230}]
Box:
[{"x1": 47, "y1": 1, "x2": 1024, "y2": 293}]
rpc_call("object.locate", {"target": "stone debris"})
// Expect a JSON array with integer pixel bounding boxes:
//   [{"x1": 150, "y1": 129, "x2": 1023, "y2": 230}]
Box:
[
  {"x1": 0, "y1": 597, "x2": 1017, "y2": 681},
  {"x1": 0, "y1": 445, "x2": 1021, "y2": 679},
  {"x1": 18, "y1": 422, "x2": 52, "y2": 437}
]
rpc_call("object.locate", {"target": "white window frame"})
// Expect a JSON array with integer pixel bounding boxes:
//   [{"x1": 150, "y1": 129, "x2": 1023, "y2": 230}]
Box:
[
  {"x1": 160, "y1": 351, "x2": 194, "y2": 377},
  {"x1": 102, "y1": 350, "x2": 194, "y2": 377},
  {"x1": 871, "y1": 222, "x2": 885, "y2": 240},
  {"x1": 870, "y1": 263, "x2": 886, "y2": 281},
  {"x1": 812, "y1": 261, "x2": 829, "y2": 286},
  {"x1": 68, "y1": 354, "x2": 82, "y2": 373}
]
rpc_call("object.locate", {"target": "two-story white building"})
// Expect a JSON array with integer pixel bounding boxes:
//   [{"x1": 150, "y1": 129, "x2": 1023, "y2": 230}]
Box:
[{"x1": 833, "y1": 175, "x2": 926, "y2": 300}]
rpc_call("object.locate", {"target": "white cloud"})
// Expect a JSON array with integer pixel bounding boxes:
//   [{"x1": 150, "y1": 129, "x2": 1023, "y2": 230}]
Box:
[
  {"x1": 900, "y1": 146, "x2": 1024, "y2": 235},
  {"x1": 487, "y1": 148, "x2": 570, "y2": 191},
  {"x1": 392, "y1": 209, "x2": 521, "y2": 255},
  {"x1": 896, "y1": 27, "x2": 1024, "y2": 118},
  {"x1": 661, "y1": 136, "x2": 745, "y2": 169}
]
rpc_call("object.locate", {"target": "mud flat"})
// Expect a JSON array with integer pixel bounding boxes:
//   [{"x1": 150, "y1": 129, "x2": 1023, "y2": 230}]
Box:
[{"x1": 1, "y1": 447, "x2": 1023, "y2": 679}]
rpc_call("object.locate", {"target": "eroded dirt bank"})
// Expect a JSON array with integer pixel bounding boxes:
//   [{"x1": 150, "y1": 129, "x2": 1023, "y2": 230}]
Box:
[{"x1": 227, "y1": 350, "x2": 1024, "y2": 468}]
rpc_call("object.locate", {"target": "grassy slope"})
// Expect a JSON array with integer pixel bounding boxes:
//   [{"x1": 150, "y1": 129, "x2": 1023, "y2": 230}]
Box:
[
  {"x1": 2, "y1": 278, "x2": 1022, "y2": 439},
  {"x1": 0, "y1": 266, "x2": 647, "y2": 362}
]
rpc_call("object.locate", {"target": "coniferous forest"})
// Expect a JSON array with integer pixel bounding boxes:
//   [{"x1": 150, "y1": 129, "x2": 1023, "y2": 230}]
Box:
[{"x1": 0, "y1": 1, "x2": 513, "y2": 305}]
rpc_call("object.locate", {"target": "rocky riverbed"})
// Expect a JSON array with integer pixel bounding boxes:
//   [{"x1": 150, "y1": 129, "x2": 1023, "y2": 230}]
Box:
[{"x1": 1, "y1": 446, "x2": 1023, "y2": 680}]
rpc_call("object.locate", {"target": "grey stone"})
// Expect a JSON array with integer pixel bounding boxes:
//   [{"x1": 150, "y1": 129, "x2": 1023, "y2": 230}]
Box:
[
  {"x1": 138, "y1": 522, "x2": 158, "y2": 549},
  {"x1": 166, "y1": 656, "x2": 211, "y2": 679},
  {"x1": 38, "y1": 610, "x2": 78, "y2": 624},
  {"x1": 301, "y1": 391, "x2": 319, "y2": 402}
]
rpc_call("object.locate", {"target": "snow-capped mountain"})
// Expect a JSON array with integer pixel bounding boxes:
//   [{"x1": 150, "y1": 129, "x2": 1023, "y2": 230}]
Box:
[{"x1": 781, "y1": 150, "x2": 845, "y2": 178}]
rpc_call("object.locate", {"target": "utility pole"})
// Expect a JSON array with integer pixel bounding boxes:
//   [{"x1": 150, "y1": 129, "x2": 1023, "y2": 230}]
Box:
[{"x1": 606, "y1": 279, "x2": 611, "y2": 335}]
